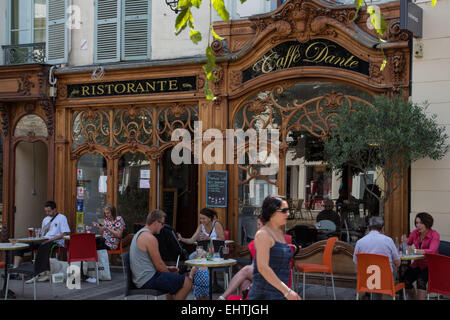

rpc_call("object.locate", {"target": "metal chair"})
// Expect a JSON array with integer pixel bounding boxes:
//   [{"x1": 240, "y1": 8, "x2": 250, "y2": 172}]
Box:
[
  {"x1": 121, "y1": 252, "x2": 165, "y2": 300},
  {"x1": 425, "y1": 253, "x2": 450, "y2": 300},
  {"x1": 5, "y1": 241, "x2": 53, "y2": 300},
  {"x1": 107, "y1": 239, "x2": 125, "y2": 279}
]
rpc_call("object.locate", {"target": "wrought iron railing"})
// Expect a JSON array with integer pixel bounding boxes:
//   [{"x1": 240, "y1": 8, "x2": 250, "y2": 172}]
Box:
[{"x1": 2, "y1": 42, "x2": 46, "y2": 65}]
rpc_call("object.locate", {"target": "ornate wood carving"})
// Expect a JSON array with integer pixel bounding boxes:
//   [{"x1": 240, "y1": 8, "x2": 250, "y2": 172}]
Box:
[
  {"x1": 369, "y1": 62, "x2": 385, "y2": 84},
  {"x1": 211, "y1": 39, "x2": 229, "y2": 57},
  {"x1": 40, "y1": 99, "x2": 55, "y2": 136},
  {"x1": 0, "y1": 103, "x2": 9, "y2": 137},
  {"x1": 387, "y1": 21, "x2": 410, "y2": 42},
  {"x1": 17, "y1": 75, "x2": 35, "y2": 95}
]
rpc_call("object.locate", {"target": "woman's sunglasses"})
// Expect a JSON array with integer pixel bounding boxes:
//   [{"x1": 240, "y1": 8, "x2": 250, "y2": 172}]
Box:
[{"x1": 277, "y1": 208, "x2": 290, "y2": 214}]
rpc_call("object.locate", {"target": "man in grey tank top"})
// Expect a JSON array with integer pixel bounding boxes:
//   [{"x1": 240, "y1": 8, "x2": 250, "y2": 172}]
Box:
[{"x1": 130, "y1": 209, "x2": 192, "y2": 300}]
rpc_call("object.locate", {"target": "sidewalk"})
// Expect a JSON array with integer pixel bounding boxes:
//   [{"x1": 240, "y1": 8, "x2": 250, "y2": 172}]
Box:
[{"x1": 2, "y1": 266, "x2": 358, "y2": 300}]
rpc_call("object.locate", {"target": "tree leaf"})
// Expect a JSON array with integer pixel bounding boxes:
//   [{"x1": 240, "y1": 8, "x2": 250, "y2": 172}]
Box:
[
  {"x1": 432, "y1": 0, "x2": 437, "y2": 6},
  {"x1": 212, "y1": 0, "x2": 230, "y2": 21},
  {"x1": 211, "y1": 27, "x2": 224, "y2": 40},
  {"x1": 190, "y1": 29, "x2": 202, "y2": 44},
  {"x1": 352, "y1": 0, "x2": 363, "y2": 21},
  {"x1": 175, "y1": 8, "x2": 192, "y2": 35},
  {"x1": 191, "y1": 0, "x2": 202, "y2": 8},
  {"x1": 368, "y1": 6, "x2": 387, "y2": 37},
  {"x1": 380, "y1": 58, "x2": 387, "y2": 71}
]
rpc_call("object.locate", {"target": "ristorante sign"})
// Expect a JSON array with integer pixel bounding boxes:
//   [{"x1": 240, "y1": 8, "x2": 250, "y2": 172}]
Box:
[
  {"x1": 67, "y1": 76, "x2": 197, "y2": 98},
  {"x1": 243, "y1": 39, "x2": 370, "y2": 82}
]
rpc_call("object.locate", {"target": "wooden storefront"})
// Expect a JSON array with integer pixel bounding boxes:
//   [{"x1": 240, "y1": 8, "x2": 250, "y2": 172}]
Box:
[{"x1": 1, "y1": 0, "x2": 411, "y2": 262}]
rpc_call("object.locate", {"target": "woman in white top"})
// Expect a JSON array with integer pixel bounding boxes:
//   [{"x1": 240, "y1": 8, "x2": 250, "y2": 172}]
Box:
[{"x1": 177, "y1": 208, "x2": 225, "y2": 244}]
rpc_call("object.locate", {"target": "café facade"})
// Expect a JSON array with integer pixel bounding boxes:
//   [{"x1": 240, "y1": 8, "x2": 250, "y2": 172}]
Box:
[{"x1": 1, "y1": 0, "x2": 411, "y2": 259}]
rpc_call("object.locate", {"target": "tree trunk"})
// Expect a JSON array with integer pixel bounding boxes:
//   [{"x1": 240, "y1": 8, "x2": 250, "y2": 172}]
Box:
[{"x1": 379, "y1": 198, "x2": 385, "y2": 217}]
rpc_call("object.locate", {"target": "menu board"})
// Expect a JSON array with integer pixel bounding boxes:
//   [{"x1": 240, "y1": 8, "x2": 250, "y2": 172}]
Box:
[{"x1": 206, "y1": 171, "x2": 228, "y2": 207}]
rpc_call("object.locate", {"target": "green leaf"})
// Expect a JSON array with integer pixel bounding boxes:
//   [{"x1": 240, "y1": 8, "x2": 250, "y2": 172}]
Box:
[
  {"x1": 240, "y1": 0, "x2": 247, "y2": 4},
  {"x1": 352, "y1": 0, "x2": 363, "y2": 21},
  {"x1": 368, "y1": 6, "x2": 387, "y2": 37},
  {"x1": 380, "y1": 58, "x2": 387, "y2": 71},
  {"x1": 175, "y1": 8, "x2": 192, "y2": 35},
  {"x1": 190, "y1": 29, "x2": 202, "y2": 44},
  {"x1": 212, "y1": 0, "x2": 230, "y2": 21},
  {"x1": 431, "y1": 0, "x2": 437, "y2": 6},
  {"x1": 211, "y1": 27, "x2": 224, "y2": 40},
  {"x1": 191, "y1": 0, "x2": 202, "y2": 8}
]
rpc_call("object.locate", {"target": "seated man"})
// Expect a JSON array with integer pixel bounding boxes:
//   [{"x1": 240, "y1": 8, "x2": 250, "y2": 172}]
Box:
[
  {"x1": 12, "y1": 200, "x2": 70, "y2": 281},
  {"x1": 353, "y1": 216, "x2": 401, "y2": 299},
  {"x1": 130, "y1": 209, "x2": 192, "y2": 300},
  {"x1": 316, "y1": 199, "x2": 340, "y2": 229}
]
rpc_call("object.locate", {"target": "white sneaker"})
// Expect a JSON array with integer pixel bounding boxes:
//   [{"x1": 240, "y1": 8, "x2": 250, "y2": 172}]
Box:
[
  {"x1": 37, "y1": 274, "x2": 49, "y2": 282},
  {"x1": 25, "y1": 277, "x2": 36, "y2": 284},
  {"x1": 86, "y1": 277, "x2": 97, "y2": 283}
]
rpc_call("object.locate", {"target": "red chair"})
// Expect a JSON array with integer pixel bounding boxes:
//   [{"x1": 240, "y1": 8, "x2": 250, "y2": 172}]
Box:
[
  {"x1": 68, "y1": 233, "x2": 99, "y2": 285},
  {"x1": 425, "y1": 253, "x2": 450, "y2": 299},
  {"x1": 283, "y1": 234, "x2": 293, "y2": 244},
  {"x1": 355, "y1": 253, "x2": 405, "y2": 300},
  {"x1": 296, "y1": 236, "x2": 338, "y2": 300}
]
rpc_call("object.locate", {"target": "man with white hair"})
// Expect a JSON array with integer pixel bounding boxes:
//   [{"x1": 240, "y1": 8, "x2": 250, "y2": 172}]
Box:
[{"x1": 353, "y1": 216, "x2": 401, "y2": 299}]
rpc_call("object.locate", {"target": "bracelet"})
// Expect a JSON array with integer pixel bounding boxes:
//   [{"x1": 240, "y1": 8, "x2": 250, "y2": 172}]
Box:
[{"x1": 284, "y1": 288, "x2": 291, "y2": 298}]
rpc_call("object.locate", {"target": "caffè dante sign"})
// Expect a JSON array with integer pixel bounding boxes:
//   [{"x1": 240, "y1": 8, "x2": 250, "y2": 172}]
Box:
[{"x1": 243, "y1": 39, "x2": 370, "y2": 82}]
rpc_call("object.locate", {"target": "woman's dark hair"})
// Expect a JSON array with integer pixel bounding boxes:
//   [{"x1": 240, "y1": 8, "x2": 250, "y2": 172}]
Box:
[
  {"x1": 260, "y1": 195, "x2": 286, "y2": 223},
  {"x1": 415, "y1": 212, "x2": 434, "y2": 229},
  {"x1": 200, "y1": 208, "x2": 217, "y2": 220}
]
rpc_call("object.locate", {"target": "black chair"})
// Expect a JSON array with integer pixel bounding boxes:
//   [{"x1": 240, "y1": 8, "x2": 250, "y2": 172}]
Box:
[
  {"x1": 121, "y1": 252, "x2": 166, "y2": 300},
  {"x1": 287, "y1": 225, "x2": 317, "y2": 248},
  {"x1": 5, "y1": 241, "x2": 53, "y2": 300},
  {"x1": 438, "y1": 241, "x2": 450, "y2": 257}
]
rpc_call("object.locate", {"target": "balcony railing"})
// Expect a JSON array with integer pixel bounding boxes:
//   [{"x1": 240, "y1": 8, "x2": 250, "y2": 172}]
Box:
[{"x1": 2, "y1": 42, "x2": 46, "y2": 65}]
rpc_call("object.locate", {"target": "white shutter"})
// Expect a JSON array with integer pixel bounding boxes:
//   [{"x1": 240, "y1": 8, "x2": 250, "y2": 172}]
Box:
[
  {"x1": 46, "y1": 0, "x2": 68, "y2": 64},
  {"x1": 122, "y1": 0, "x2": 150, "y2": 60},
  {"x1": 95, "y1": 0, "x2": 120, "y2": 63}
]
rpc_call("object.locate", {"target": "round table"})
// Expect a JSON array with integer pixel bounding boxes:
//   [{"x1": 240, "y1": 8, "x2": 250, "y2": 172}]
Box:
[
  {"x1": 16, "y1": 237, "x2": 47, "y2": 243},
  {"x1": 0, "y1": 243, "x2": 29, "y2": 299},
  {"x1": 185, "y1": 258, "x2": 236, "y2": 300},
  {"x1": 64, "y1": 234, "x2": 102, "y2": 240},
  {"x1": 400, "y1": 254, "x2": 426, "y2": 261}
]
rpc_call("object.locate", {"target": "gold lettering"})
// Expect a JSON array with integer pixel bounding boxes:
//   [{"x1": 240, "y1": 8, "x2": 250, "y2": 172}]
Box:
[
  {"x1": 97, "y1": 84, "x2": 104, "y2": 95},
  {"x1": 349, "y1": 61, "x2": 359, "y2": 68},
  {"x1": 115, "y1": 84, "x2": 126, "y2": 94},
  {"x1": 136, "y1": 82, "x2": 145, "y2": 93},
  {"x1": 145, "y1": 81, "x2": 156, "y2": 92},
  {"x1": 127, "y1": 82, "x2": 137, "y2": 93},
  {"x1": 343, "y1": 55, "x2": 359, "y2": 68},
  {"x1": 158, "y1": 81, "x2": 167, "y2": 91},
  {"x1": 303, "y1": 42, "x2": 329, "y2": 63},
  {"x1": 81, "y1": 86, "x2": 90, "y2": 96},
  {"x1": 169, "y1": 80, "x2": 178, "y2": 91},
  {"x1": 261, "y1": 52, "x2": 278, "y2": 74},
  {"x1": 105, "y1": 84, "x2": 114, "y2": 94}
]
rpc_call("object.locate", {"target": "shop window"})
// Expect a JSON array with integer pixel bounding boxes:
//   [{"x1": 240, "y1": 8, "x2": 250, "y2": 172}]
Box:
[
  {"x1": 72, "y1": 109, "x2": 110, "y2": 148},
  {"x1": 9, "y1": 0, "x2": 46, "y2": 45},
  {"x1": 117, "y1": 152, "x2": 150, "y2": 235},
  {"x1": 76, "y1": 153, "x2": 107, "y2": 232},
  {"x1": 14, "y1": 114, "x2": 48, "y2": 138}
]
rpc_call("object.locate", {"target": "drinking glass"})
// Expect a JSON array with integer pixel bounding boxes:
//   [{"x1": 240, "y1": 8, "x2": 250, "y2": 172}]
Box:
[
  {"x1": 28, "y1": 227, "x2": 34, "y2": 238},
  {"x1": 222, "y1": 246, "x2": 229, "y2": 259}
]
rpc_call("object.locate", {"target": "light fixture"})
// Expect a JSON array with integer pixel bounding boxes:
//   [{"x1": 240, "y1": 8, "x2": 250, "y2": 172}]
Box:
[{"x1": 165, "y1": 0, "x2": 180, "y2": 13}]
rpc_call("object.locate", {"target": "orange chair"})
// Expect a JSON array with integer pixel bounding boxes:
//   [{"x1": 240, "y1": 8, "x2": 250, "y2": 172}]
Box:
[
  {"x1": 355, "y1": 253, "x2": 405, "y2": 300},
  {"x1": 107, "y1": 239, "x2": 125, "y2": 278},
  {"x1": 296, "y1": 236, "x2": 338, "y2": 300}
]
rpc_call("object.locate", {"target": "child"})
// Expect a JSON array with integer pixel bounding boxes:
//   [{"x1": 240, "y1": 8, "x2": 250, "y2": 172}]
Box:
[{"x1": 189, "y1": 249, "x2": 210, "y2": 300}]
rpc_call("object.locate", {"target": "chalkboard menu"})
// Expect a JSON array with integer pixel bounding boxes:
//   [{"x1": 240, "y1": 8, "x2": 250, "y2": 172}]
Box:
[
  {"x1": 206, "y1": 171, "x2": 228, "y2": 207},
  {"x1": 162, "y1": 188, "x2": 177, "y2": 228}
]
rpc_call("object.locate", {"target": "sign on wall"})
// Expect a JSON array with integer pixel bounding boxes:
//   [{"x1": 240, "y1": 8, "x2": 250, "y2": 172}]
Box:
[
  {"x1": 400, "y1": 0, "x2": 423, "y2": 38},
  {"x1": 206, "y1": 171, "x2": 228, "y2": 208},
  {"x1": 67, "y1": 76, "x2": 197, "y2": 98},
  {"x1": 243, "y1": 39, "x2": 370, "y2": 83}
]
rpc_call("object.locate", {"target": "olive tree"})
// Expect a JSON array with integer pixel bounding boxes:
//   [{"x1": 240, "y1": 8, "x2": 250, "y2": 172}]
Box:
[{"x1": 324, "y1": 94, "x2": 449, "y2": 216}]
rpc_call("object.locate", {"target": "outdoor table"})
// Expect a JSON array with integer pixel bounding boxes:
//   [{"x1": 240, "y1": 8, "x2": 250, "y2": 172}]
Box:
[
  {"x1": 0, "y1": 242, "x2": 29, "y2": 299},
  {"x1": 400, "y1": 253, "x2": 426, "y2": 261},
  {"x1": 64, "y1": 234, "x2": 102, "y2": 240},
  {"x1": 193, "y1": 240, "x2": 234, "y2": 245},
  {"x1": 185, "y1": 257, "x2": 236, "y2": 300},
  {"x1": 15, "y1": 237, "x2": 47, "y2": 260}
]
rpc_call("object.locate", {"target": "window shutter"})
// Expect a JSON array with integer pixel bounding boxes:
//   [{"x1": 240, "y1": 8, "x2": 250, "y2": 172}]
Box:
[
  {"x1": 122, "y1": 0, "x2": 150, "y2": 60},
  {"x1": 95, "y1": 0, "x2": 120, "y2": 63},
  {"x1": 46, "y1": 0, "x2": 68, "y2": 64}
]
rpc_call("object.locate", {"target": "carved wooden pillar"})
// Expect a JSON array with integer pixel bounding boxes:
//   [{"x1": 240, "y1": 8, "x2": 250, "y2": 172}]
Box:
[{"x1": 0, "y1": 103, "x2": 11, "y2": 238}]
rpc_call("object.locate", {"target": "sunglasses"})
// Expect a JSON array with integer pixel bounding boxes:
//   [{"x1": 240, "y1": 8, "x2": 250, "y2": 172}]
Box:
[{"x1": 277, "y1": 208, "x2": 290, "y2": 214}]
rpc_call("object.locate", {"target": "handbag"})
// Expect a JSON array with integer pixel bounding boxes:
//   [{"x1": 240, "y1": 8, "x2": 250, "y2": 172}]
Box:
[{"x1": 82, "y1": 249, "x2": 111, "y2": 281}]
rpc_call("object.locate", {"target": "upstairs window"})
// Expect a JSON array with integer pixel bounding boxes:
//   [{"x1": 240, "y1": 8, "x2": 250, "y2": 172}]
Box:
[{"x1": 9, "y1": 0, "x2": 46, "y2": 45}]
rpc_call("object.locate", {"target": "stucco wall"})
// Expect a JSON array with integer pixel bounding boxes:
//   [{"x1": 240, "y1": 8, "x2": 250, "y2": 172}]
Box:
[
  {"x1": 411, "y1": 0, "x2": 450, "y2": 241},
  {"x1": 68, "y1": 0, "x2": 95, "y2": 66},
  {"x1": 0, "y1": 1, "x2": 8, "y2": 65}
]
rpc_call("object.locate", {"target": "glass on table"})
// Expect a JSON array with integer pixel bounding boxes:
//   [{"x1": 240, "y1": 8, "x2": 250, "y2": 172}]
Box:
[{"x1": 28, "y1": 227, "x2": 34, "y2": 238}]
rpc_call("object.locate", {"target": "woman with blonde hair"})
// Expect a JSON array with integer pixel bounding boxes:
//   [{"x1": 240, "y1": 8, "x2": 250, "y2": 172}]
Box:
[{"x1": 93, "y1": 203, "x2": 125, "y2": 250}]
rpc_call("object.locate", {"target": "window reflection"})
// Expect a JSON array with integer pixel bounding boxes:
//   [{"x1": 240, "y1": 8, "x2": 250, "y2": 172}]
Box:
[
  {"x1": 117, "y1": 152, "x2": 150, "y2": 235},
  {"x1": 76, "y1": 153, "x2": 107, "y2": 233}
]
